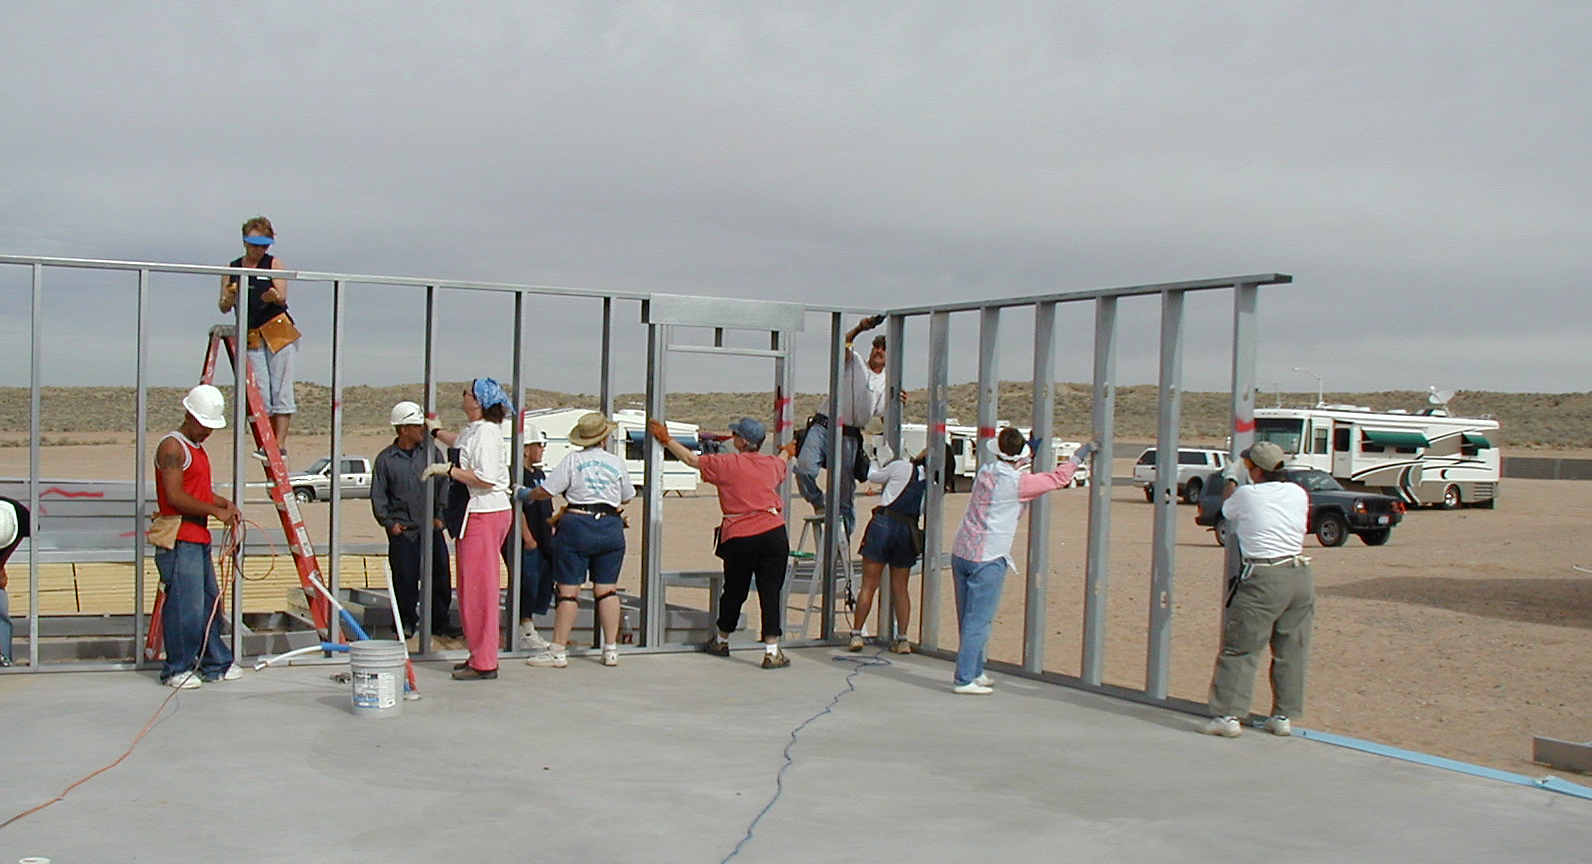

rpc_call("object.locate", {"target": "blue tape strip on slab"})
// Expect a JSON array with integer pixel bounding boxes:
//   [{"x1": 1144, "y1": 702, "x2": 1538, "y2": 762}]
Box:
[{"x1": 1296, "y1": 727, "x2": 1592, "y2": 801}]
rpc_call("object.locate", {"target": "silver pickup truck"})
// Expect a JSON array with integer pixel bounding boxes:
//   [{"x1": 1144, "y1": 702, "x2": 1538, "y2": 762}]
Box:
[{"x1": 287, "y1": 456, "x2": 373, "y2": 503}]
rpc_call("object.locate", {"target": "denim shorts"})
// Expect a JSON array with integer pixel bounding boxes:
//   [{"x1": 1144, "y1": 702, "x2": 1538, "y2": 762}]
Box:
[
  {"x1": 553, "y1": 511, "x2": 626, "y2": 586},
  {"x1": 859, "y1": 512, "x2": 920, "y2": 569}
]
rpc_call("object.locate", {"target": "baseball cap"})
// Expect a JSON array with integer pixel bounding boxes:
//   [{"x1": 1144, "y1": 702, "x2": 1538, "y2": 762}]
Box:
[
  {"x1": 1241, "y1": 440, "x2": 1286, "y2": 471},
  {"x1": 728, "y1": 417, "x2": 766, "y2": 448}
]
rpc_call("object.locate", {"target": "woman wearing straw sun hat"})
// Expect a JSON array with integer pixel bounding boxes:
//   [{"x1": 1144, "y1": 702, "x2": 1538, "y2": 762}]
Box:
[
  {"x1": 425, "y1": 379, "x2": 514, "y2": 680},
  {"x1": 523, "y1": 411, "x2": 636, "y2": 669}
]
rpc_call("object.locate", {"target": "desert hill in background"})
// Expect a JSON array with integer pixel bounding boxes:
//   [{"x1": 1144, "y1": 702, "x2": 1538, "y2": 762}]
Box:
[{"x1": 5, "y1": 384, "x2": 1589, "y2": 449}]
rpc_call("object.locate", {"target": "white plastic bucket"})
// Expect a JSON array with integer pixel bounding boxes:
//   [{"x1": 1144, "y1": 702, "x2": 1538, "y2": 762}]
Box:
[{"x1": 349, "y1": 640, "x2": 406, "y2": 718}]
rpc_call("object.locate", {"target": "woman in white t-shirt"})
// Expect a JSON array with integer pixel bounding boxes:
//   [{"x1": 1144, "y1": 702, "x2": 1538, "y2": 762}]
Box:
[
  {"x1": 426, "y1": 379, "x2": 513, "y2": 680},
  {"x1": 523, "y1": 412, "x2": 636, "y2": 669}
]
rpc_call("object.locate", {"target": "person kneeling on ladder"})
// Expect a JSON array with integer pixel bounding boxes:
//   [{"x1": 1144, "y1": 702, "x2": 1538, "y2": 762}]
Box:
[
  {"x1": 523, "y1": 413, "x2": 636, "y2": 669},
  {"x1": 650, "y1": 416, "x2": 794, "y2": 668}
]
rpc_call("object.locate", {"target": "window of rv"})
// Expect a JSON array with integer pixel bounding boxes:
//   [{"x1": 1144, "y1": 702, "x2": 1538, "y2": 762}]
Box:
[
  {"x1": 624, "y1": 429, "x2": 698, "y2": 461},
  {"x1": 1254, "y1": 418, "x2": 1303, "y2": 453}
]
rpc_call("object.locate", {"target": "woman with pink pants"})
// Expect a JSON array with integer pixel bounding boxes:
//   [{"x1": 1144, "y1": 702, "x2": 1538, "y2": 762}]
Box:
[{"x1": 426, "y1": 379, "x2": 513, "y2": 680}]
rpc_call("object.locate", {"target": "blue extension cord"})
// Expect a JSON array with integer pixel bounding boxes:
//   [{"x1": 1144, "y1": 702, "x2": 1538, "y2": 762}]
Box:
[{"x1": 718, "y1": 649, "x2": 893, "y2": 864}]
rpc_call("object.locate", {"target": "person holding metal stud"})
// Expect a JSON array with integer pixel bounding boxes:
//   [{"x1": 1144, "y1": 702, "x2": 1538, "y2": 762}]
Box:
[
  {"x1": 795, "y1": 315, "x2": 899, "y2": 536},
  {"x1": 849, "y1": 445, "x2": 929, "y2": 654},
  {"x1": 948, "y1": 428, "x2": 1094, "y2": 695},
  {"x1": 219, "y1": 216, "x2": 298, "y2": 464},
  {"x1": 1201, "y1": 440, "x2": 1313, "y2": 737},
  {"x1": 514, "y1": 419, "x2": 557, "y2": 651},
  {"x1": 524, "y1": 412, "x2": 635, "y2": 669},
  {"x1": 649, "y1": 416, "x2": 793, "y2": 669},
  {"x1": 424, "y1": 380, "x2": 514, "y2": 680}
]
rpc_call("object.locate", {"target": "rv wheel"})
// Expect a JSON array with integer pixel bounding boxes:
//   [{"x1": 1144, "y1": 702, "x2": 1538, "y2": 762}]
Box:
[{"x1": 1439, "y1": 484, "x2": 1461, "y2": 510}]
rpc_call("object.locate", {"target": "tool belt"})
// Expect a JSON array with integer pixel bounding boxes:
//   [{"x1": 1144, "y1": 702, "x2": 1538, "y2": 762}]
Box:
[
  {"x1": 551, "y1": 501, "x2": 628, "y2": 529},
  {"x1": 1242, "y1": 554, "x2": 1308, "y2": 567},
  {"x1": 245, "y1": 312, "x2": 301, "y2": 353}
]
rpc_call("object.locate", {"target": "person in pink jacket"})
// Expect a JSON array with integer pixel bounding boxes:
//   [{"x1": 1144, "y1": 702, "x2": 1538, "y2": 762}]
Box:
[{"x1": 948, "y1": 427, "x2": 1095, "y2": 694}]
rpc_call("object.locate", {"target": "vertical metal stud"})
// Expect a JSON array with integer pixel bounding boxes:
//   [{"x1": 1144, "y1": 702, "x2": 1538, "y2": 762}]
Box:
[
  {"x1": 134, "y1": 268, "x2": 150, "y2": 665},
  {"x1": 878, "y1": 314, "x2": 906, "y2": 639},
  {"x1": 1225, "y1": 283, "x2": 1260, "y2": 587},
  {"x1": 507, "y1": 291, "x2": 525, "y2": 646},
  {"x1": 1023, "y1": 301, "x2": 1056, "y2": 673},
  {"x1": 419, "y1": 285, "x2": 438, "y2": 654},
  {"x1": 328, "y1": 279, "x2": 345, "y2": 646},
  {"x1": 26, "y1": 264, "x2": 42, "y2": 669},
  {"x1": 920, "y1": 310, "x2": 950, "y2": 650},
  {"x1": 642, "y1": 310, "x2": 667, "y2": 647},
  {"x1": 231, "y1": 263, "x2": 251, "y2": 651},
  {"x1": 1147, "y1": 289, "x2": 1187, "y2": 699},
  {"x1": 1081, "y1": 296, "x2": 1118, "y2": 685},
  {"x1": 820, "y1": 312, "x2": 845, "y2": 640}
]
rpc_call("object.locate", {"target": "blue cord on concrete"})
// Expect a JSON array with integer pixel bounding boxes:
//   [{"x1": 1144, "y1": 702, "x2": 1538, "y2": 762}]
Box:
[
  {"x1": 718, "y1": 650, "x2": 892, "y2": 864},
  {"x1": 1296, "y1": 727, "x2": 1592, "y2": 801}
]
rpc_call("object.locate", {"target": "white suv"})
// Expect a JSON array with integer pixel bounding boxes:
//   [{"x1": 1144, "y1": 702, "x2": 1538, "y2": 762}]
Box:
[{"x1": 1132, "y1": 447, "x2": 1229, "y2": 504}]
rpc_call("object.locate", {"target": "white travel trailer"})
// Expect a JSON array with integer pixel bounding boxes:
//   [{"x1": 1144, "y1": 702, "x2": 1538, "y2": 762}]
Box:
[
  {"x1": 1252, "y1": 405, "x2": 1500, "y2": 508},
  {"x1": 521, "y1": 407, "x2": 701, "y2": 494},
  {"x1": 873, "y1": 421, "x2": 1089, "y2": 491}
]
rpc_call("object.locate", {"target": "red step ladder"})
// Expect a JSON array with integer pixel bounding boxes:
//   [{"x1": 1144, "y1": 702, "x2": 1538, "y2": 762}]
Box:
[{"x1": 144, "y1": 326, "x2": 332, "y2": 659}]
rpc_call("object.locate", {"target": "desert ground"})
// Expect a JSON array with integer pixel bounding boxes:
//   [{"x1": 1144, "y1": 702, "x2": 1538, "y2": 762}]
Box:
[{"x1": 3, "y1": 432, "x2": 1589, "y2": 784}]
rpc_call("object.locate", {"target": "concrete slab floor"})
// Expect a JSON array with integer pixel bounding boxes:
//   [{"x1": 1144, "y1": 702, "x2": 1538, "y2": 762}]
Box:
[{"x1": 3, "y1": 647, "x2": 1590, "y2": 863}]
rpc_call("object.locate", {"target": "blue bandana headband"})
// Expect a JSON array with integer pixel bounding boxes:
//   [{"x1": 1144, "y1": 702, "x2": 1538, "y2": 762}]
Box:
[
  {"x1": 473, "y1": 377, "x2": 513, "y2": 413},
  {"x1": 243, "y1": 235, "x2": 275, "y2": 246}
]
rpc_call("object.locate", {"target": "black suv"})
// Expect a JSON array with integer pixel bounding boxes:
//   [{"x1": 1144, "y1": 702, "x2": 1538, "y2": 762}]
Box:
[{"x1": 1193, "y1": 468, "x2": 1405, "y2": 547}]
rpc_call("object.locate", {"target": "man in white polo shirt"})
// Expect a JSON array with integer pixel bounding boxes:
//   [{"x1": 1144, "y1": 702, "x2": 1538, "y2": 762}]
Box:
[{"x1": 1201, "y1": 440, "x2": 1313, "y2": 737}]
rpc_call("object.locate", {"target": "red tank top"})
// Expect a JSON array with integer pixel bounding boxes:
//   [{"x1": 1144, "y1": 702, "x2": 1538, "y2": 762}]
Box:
[{"x1": 155, "y1": 432, "x2": 214, "y2": 544}]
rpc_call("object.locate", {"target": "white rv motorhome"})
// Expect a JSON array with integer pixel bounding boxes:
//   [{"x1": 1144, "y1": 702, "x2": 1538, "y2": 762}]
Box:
[
  {"x1": 1252, "y1": 405, "x2": 1500, "y2": 509},
  {"x1": 873, "y1": 421, "x2": 1089, "y2": 491},
  {"x1": 521, "y1": 407, "x2": 701, "y2": 494}
]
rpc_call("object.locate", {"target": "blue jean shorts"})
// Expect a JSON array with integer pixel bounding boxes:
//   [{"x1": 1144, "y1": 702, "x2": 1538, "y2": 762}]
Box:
[
  {"x1": 553, "y1": 511, "x2": 626, "y2": 586},
  {"x1": 859, "y1": 512, "x2": 920, "y2": 569}
]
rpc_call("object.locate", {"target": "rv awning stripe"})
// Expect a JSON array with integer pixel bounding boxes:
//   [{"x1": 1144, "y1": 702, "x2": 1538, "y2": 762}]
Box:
[
  {"x1": 1462, "y1": 432, "x2": 1492, "y2": 449},
  {"x1": 1363, "y1": 430, "x2": 1431, "y2": 448}
]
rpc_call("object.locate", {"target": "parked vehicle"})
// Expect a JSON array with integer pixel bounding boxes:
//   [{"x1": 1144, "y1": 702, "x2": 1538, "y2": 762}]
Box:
[
  {"x1": 1253, "y1": 404, "x2": 1499, "y2": 509},
  {"x1": 288, "y1": 456, "x2": 373, "y2": 503},
  {"x1": 1133, "y1": 447, "x2": 1229, "y2": 504},
  {"x1": 1194, "y1": 468, "x2": 1405, "y2": 547}
]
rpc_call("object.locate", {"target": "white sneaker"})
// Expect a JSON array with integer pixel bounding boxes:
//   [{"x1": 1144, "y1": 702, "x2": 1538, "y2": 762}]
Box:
[
  {"x1": 1201, "y1": 716, "x2": 1242, "y2": 737},
  {"x1": 525, "y1": 648, "x2": 567, "y2": 668},
  {"x1": 847, "y1": 633, "x2": 866, "y2": 652},
  {"x1": 519, "y1": 622, "x2": 550, "y2": 651},
  {"x1": 952, "y1": 681, "x2": 993, "y2": 695},
  {"x1": 163, "y1": 671, "x2": 202, "y2": 689},
  {"x1": 601, "y1": 646, "x2": 619, "y2": 667},
  {"x1": 973, "y1": 674, "x2": 993, "y2": 687},
  {"x1": 206, "y1": 664, "x2": 244, "y2": 682},
  {"x1": 1263, "y1": 715, "x2": 1292, "y2": 736}
]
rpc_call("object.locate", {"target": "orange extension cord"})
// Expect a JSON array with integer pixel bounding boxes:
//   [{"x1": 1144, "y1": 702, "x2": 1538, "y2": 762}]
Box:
[{"x1": 0, "y1": 520, "x2": 252, "y2": 831}]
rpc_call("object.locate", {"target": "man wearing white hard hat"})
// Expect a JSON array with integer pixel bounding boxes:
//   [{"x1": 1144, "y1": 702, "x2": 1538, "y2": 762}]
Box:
[
  {"x1": 372, "y1": 401, "x2": 457, "y2": 639},
  {"x1": 513, "y1": 418, "x2": 557, "y2": 651},
  {"x1": 0, "y1": 495, "x2": 29, "y2": 666},
  {"x1": 152, "y1": 385, "x2": 242, "y2": 688}
]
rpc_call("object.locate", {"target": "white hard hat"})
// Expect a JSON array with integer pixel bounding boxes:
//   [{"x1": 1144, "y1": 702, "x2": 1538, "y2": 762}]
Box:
[
  {"x1": 390, "y1": 401, "x2": 425, "y2": 426},
  {"x1": 0, "y1": 499, "x2": 18, "y2": 548},
  {"x1": 521, "y1": 419, "x2": 547, "y2": 445},
  {"x1": 182, "y1": 384, "x2": 227, "y2": 429}
]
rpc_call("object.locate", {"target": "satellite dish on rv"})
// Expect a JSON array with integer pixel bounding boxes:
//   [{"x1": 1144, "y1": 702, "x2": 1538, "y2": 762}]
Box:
[{"x1": 1427, "y1": 386, "x2": 1455, "y2": 415}]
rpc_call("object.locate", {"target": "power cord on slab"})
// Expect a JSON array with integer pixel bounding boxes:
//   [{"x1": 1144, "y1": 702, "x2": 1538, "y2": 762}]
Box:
[
  {"x1": 0, "y1": 521, "x2": 243, "y2": 831},
  {"x1": 718, "y1": 648, "x2": 892, "y2": 864}
]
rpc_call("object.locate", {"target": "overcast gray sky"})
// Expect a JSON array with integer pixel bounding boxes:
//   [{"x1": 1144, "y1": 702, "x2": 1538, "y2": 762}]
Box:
[{"x1": 2, "y1": 2, "x2": 1588, "y2": 400}]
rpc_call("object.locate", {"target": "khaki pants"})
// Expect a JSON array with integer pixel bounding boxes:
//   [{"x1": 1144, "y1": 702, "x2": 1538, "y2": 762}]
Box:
[{"x1": 1208, "y1": 559, "x2": 1314, "y2": 719}]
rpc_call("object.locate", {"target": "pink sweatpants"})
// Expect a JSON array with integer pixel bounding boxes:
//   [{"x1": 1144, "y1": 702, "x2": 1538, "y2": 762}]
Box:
[{"x1": 455, "y1": 508, "x2": 511, "y2": 672}]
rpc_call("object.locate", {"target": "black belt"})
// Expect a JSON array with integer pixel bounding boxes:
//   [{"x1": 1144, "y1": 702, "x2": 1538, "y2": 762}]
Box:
[{"x1": 567, "y1": 503, "x2": 620, "y2": 517}]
